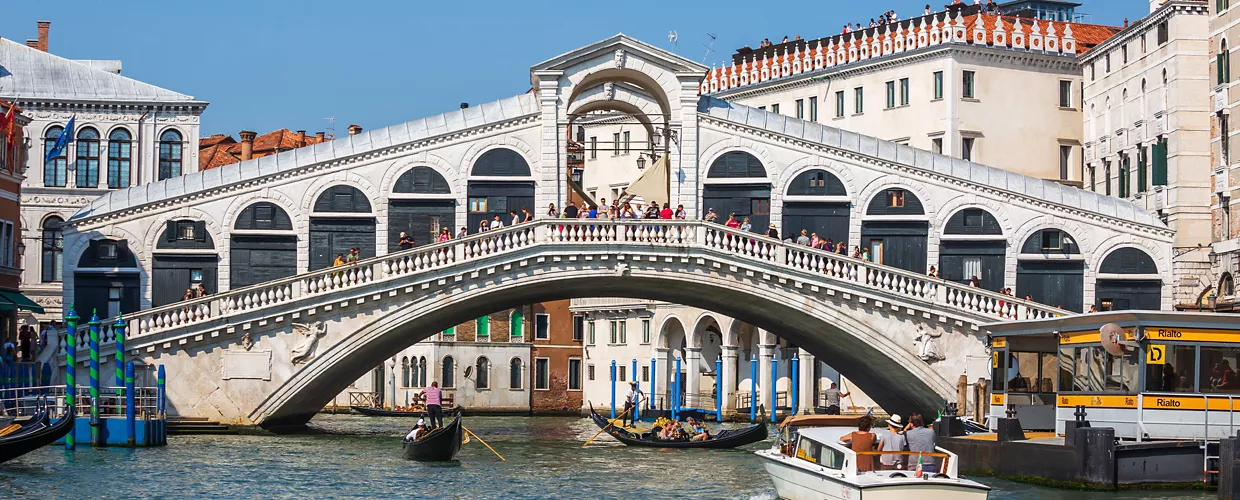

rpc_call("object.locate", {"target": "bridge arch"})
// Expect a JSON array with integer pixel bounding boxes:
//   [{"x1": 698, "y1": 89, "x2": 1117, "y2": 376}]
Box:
[
  {"x1": 701, "y1": 150, "x2": 773, "y2": 229},
  {"x1": 857, "y1": 178, "x2": 933, "y2": 274},
  {"x1": 565, "y1": 66, "x2": 676, "y2": 121},
  {"x1": 936, "y1": 204, "x2": 1008, "y2": 292}
]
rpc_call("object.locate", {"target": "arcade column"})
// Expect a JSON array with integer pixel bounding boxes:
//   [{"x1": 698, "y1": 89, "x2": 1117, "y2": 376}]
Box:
[
  {"x1": 721, "y1": 345, "x2": 738, "y2": 412},
  {"x1": 798, "y1": 348, "x2": 815, "y2": 414},
  {"x1": 758, "y1": 342, "x2": 775, "y2": 415},
  {"x1": 684, "y1": 346, "x2": 702, "y2": 406}
]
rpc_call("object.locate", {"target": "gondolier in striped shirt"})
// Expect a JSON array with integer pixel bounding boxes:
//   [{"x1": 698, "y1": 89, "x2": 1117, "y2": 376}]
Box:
[
  {"x1": 623, "y1": 382, "x2": 643, "y2": 428},
  {"x1": 421, "y1": 382, "x2": 444, "y2": 428}
]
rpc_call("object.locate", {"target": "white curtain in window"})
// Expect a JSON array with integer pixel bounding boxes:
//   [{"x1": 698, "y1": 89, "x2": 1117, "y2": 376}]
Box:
[{"x1": 962, "y1": 257, "x2": 982, "y2": 281}]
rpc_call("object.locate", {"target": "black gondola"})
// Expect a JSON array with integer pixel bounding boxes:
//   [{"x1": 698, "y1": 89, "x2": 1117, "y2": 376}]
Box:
[
  {"x1": 351, "y1": 405, "x2": 424, "y2": 417},
  {"x1": 401, "y1": 409, "x2": 463, "y2": 462},
  {"x1": 1, "y1": 404, "x2": 75, "y2": 464},
  {"x1": 588, "y1": 404, "x2": 768, "y2": 449}
]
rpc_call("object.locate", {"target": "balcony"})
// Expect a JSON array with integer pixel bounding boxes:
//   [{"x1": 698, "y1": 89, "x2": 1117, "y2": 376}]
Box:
[
  {"x1": 1153, "y1": 111, "x2": 1167, "y2": 136},
  {"x1": 569, "y1": 297, "x2": 657, "y2": 313},
  {"x1": 1218, "y1": 165, "x2": 1232, "y2": 193},
  {"x1": 1215, "y1": 85, "x2": 1227, "y2": 114}
]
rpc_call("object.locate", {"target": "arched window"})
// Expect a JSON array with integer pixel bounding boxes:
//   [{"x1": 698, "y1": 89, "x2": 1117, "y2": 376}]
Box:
[
  {"x1": 442, "y1": 356, "x2": 455, "y2": 388},
  {"x1": 510, "y1": 309, "x2": 524, "y2": 339},
  {"x1": 1221, "y1": 39, "x2": 1232, "y2": 86},
  {"x1": 41, "y1": 216, "x2": 63, "y2": 283},
  {"x1": 476, "y1": 357, "x2": 490, "y2": 390},
  {"x1": 401, "y1": 356, "x2": 410, "y2": 387},
  {"x1": 419, "y1": 357, "x2": 427, "y2": 387},
  {"x1": 509, "y1": 358, "x2": 523, "y2": 389},
  {"x1": 107, "y1": 128, "x2": 132, "y2": 188},
  {"x1": 409, "y1": 356, "x2": 420, "y2": 388},
  {"x1": 1221, "y1": 273, "x2": 1235, "y2": 298},
  {"x1": 75, "y1": 127, "x2": 100, "y2": 188},
  {"x1": 158, "y1": 129, "x2": 183, "y2": 180},
  {"x1": 43, "y1": 125, "x2": 67, "y2": 187}
]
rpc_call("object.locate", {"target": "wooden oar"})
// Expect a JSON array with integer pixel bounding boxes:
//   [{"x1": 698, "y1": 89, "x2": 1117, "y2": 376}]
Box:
[
  {"x1": 583, "y1": 405, "x2": 632, "y2": 447},
  {"x1": 462, "y1": 426, "x2": 505, "y2": 461},
  {"x1": 0, "y1": 423, "x2": 20, "y2": 437},
  {"x1": 841, "y1": 376, "x2": 859, "y2": 415}
]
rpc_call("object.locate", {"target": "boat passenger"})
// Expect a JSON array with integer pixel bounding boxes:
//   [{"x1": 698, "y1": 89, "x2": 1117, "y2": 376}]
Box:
[
  {"x1": 687, "y1": 417, "x2": 710, "y2": 441},
  {"x1": 840, "y1": 415, "x2": 878, "y2": 472},
  {"x1": 878, "y1": 414, "x2": 908, "y2": 470},
  {"x1": 406, "y1": 419, "x2": 427, "y2": 441},
  {"x1": 904, "y1": 413, "x2": 937, "y2": 473}
]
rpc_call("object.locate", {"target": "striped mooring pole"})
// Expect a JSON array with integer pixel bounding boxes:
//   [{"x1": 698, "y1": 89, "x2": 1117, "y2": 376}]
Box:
[
  {"x1": 89, "y1": 311, "x2": 102, "y2": 446},
  {"x1": 64, "y1": 305, "x2": 80, "y2": 450},
  {"x1": 114, "y1": 315, "x2": 127, "y2": 402},
  {"x1": 125, "y1": 362, "x2": 136, "y2": 447}
]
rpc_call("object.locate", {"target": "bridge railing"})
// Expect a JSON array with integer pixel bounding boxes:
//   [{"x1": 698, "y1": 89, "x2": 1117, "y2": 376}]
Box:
[{"x1": 62, "y1": 219, "x2": 1066, "y2": 353}]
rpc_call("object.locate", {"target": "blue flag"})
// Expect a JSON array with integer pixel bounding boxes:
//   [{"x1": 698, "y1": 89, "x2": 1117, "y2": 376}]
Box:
[{"x1": 44, "y1": 115, "x2": 75, "y2": 163}]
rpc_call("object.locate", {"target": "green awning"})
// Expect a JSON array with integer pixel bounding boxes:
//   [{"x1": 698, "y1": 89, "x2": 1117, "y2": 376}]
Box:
[{"x1": 0, "y1": 291, "x2": 44, "y2": 313}]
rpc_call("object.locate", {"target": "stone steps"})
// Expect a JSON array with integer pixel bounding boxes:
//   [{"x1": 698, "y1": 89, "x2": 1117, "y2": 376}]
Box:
[{"x1": 167, "y1": 417, "x2": 237, "y2": 435}]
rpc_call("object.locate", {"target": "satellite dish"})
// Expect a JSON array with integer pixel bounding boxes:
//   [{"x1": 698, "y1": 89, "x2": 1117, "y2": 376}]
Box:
[
  {"x1": 1100, "y1": 323, "x2": 1126, "y2": 356},
  {"x1": 463, "y1": 366, "x2": 474, "y2": 379}
]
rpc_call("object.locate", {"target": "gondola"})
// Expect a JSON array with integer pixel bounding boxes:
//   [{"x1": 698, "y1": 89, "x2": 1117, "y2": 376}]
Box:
[
  {"x1": 588, "y1": 404, "x2": 768, "y2": 449},
  {"x1": 351, "y1": 405, "x2": 423, "y2": 417},
  {"x1": 401, "y1": 409, "x2": 463, "y2": 462},
  {"x1": 1, "y1": 403, "x2": 75, "y2": 464}
]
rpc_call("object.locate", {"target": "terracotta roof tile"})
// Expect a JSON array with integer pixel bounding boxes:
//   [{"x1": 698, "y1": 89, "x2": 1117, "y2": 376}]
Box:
[
  {"x1": 199, "y1": 134, "x2": 235, "y2": 148},
  {"x1": 198, "y1": 128, "x2": 331, "y2": 170}
]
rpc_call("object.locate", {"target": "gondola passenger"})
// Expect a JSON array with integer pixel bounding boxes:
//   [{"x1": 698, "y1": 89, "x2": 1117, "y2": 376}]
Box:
[
  {"x1": 406, "y1": 419, "x2": 427, "y2": 441},
  {"x1": 687, "y1": 417, "x2": 710, "y2": 442}
]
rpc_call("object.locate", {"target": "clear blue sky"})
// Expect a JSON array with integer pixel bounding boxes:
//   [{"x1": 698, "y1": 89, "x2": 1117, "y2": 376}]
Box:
[{"x1": 2, "y1": 0, "x2": 1146, "y2": 138}]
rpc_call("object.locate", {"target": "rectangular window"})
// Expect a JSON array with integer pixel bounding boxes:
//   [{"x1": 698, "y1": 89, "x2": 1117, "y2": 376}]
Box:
[
  {"x1": 535, "y1": 358, "x2": 550, "y2": 390},
  {"x1": 962, "y1": 70, "x2": 976, "y2": 99},
  {"x1": 771, "y1": 103, "x2": 780, "y2": 115},
  {"x1": 642, "y1": 319, "x2": 651, "y2": 344},
  {"x1": 1121, "y1": 44, "x2": 1128, "y2": 64},
  {"x1": 468, "y1": 197, "x2": 488, "y2": 212},
  {"x1": 1137, "y1": 145, "x2": 1148, "y2": 194},
  {"x1": 588, "y1": 321, "x2": 596, "y2": 345},
  {"x1": 1041, "y1": 230, "x2": 1063, "y2": 250},
  {"x1": 177, "y1": 221, "x2": 196, "y2": 240},
  {"x1": 963, "y1": 209, "x2": 984, "y2": 228},
  {"x1": 932, "y1": 137, "x2": 943, "y2": 154},
  {"x1": 1105, "y1": 54, "x2": 1111, "y2": 73},
  {"x1": 750, "y1": 198, "x2": 771, "y2": 215},
  {"x1": 961, "y1": 137, "x2": 975, "y2": 161},
  {"x1": 588, "y1": 364, "x2": 595, "y2": 381},
  {"x1": 612, "y1": 133, "x2": 620, "y2": 156},
  {"x1": 619, "y1": 321, "x2": 627, "y2": 344},
  {"x1": 589, "y1": 137, "x2": 597, "y2": 159},
  {"x1": 886, "y1": 190, "x2": 905, "y2": 208},
  {"x1": 1202, "y1": 347, "x2": 1240, "y2": 394},
  {"x1": 1059, "y1": 145, "x2": 1072, "y2": 180},
  {"x1": 534, "y1": 313, "x2": 550, "y2": 340},
  {"x1": 107, "y1": 287, "x2": 122, "y2": 318},
  {"x1": 623, "y1": 131, "x2": 631, "y2": 154},
  {"x1": 1059, "y1": 80, "x2": 1072, "y2": 108},
  {"x1": 572, "y1": 316, "x2": 584, "y2": 342},
  {"x1": 854, "y1": 87, "x2": 864, "y2": 114},
  {"x1": 98, "y1": 242, "x2": 118, "y2": 260},
  {"x1": 618, "y1": 366, "x2": 626, "y2": 382},
  {"x1": 1157, "y1": 22, "x2": 1168, "y2": 45},
  {"x1": 885, "y1": 81, "x2": 896, "y2": 109},
  {"x1": 835, "y1": 91, "x2": 845, "y2": 117},
  {"x1": 1222, "y1": 115, "x2": 1231, "y2": 166},
  {"x1": 933, "y1": 71, "x2": 944, "y2": 99},
  {"x1": 1152, "y1": 137, "x2": 1168, "y2": 186},
  {"x1": 641, "y1": 366, "x2": 650, "y2": 382},
  {"x1": 809, "y1": 96, "x2": 818, "y2": 121},
  {"x1": 795, "y1": 99, "x2": 804, "y2": 119},
  {"x1": 899, "y1": 78, "x2": 910, "y2": 105},
  {"x1": 609, "y1": 320, "x2": 617, "y2": 344},
  {"x1": 1104, "y1": 160, "x2": 1112, "y2": 196},
  {"x1": 1090, "y1": 63, "x2": 1096, "y2": 81},
  {"x1": 568, "y1": 358, "x2": 582, "y2": 390},
  {"x1": 1141, "y1": 34, "x2": 1147, "y2": 53},
  {"x1": 1145, "y1": 344, "x2": 1195, "y2": 392},
  {"x1": 1119, "y1": 154, "x2": 1130, "y2": 198}
]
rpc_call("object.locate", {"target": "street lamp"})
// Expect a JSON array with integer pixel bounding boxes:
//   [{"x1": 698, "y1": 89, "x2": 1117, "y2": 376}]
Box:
[
  {"x1": 636, "y1": 155, "x2": 645, "y2": 169},
  {"x1": 570, "y1": 168, "x2": 583, "y2": 185}
]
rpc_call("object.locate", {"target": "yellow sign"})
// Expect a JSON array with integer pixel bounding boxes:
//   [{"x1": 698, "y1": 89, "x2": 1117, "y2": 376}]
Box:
[
  {"x1": 1142, "y1": 396, "x2": 1240, "y2": 411},
  {"x1": 1058, "y1": 394, "x2": 1137, "y2": 408},
  {"x1": 1060, "y1": 327, "x2": 1136, "y2": 345},
  {"x1": 992, "y1": 338, "x2": 1007, "y2": 348},
  {"x1": 992, "y1": 352, "x2": 1000, "y2": 369},
  {"x1": 991, "y1": 394, "x2": 1004, "y2": 406},
  {"x1": 1143, "y1": 328, "x2": 1240, "y2": 343},
  {"x1": 1146, "y1": 344, "x2": 1166, "y2": 365}
]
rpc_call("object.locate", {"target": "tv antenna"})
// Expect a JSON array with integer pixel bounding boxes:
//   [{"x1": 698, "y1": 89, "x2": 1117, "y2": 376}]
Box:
[
  {"x1": 668, "y1": 30, "x2": 679, "y2": 50},
  {"x1": 701, "y1": 32, "x2": 717, "y2": 64},
  {"x1": 324, "y1": 116, "x2": 336, "y2": 140}
]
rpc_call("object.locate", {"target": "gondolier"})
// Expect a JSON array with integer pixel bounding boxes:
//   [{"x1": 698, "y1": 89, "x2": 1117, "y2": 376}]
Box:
[
  {"x1": 623, "y1": 382, "x2": 643, "y2": 427},
  {"x1": 421, "y1": 381, "x2": 444, "y2": 428}
]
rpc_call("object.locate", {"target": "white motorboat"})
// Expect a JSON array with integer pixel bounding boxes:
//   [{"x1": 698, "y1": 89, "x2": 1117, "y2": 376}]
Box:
[{"x1": 756, "y1": 422, "x2": 990, "y2": 500}]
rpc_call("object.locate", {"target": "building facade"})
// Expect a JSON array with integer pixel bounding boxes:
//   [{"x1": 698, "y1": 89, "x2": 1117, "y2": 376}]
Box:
[
  {"x1": 0, "y1": 99, "x2": 34, "y2": 351},
  {"x1": 1211, "y1": 0, "x2": 1240, "y2": 311},
  {"x1": 1080, "y1": 0, "x2": 1212, "y2": 309},
  {"x1": 0, "y1": 22, "x2": 207, "y2": 325}
]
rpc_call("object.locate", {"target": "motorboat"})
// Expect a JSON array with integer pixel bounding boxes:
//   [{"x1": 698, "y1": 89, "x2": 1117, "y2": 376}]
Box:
[{"x1": 756, "y1": 420, "x2": 989, "y2": 499}]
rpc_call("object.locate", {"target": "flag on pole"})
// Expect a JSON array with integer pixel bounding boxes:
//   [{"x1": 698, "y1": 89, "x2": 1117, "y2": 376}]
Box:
[
  {"x1": 0, "y1": 104, "x2": 14, "y2": 161},
  {"x1": 44, "y1": 115, "x2": 75, "y2": 163}
]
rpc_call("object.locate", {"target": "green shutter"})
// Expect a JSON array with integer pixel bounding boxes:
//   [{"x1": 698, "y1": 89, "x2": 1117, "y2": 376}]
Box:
[
  {"x1": 1221, "y1": 54, "x2": 1227, "y2": 86},
  {"x1": 1152, "y1": 139, "x2": 1168, "y2": 186},
  {"x1": 510, "y1": 309, "x2": 523, "y2": 337},
  {"x1": 477, "y1": 316, "x2": 489, "y2": 337},
  {"x1": 1137, "y1": 147, "x2": 1147, "y2": 194}
]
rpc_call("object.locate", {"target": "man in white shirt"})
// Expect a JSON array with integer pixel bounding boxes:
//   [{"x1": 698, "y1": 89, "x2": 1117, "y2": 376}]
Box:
[
  {"x1": 406, "y1": 419, "x2": 427, "y2": 441},
  {"x1": 491, "y1": 215, "x2": 504, "y2": 229},
  {"x1": 623, "y1": 382, "x2": 644, "y2": 427}
]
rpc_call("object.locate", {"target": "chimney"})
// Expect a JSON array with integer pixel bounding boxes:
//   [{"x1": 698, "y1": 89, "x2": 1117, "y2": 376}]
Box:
[
  {"x1": 460, "y1": 103, "x2": 469, "y2": 109},
  {"x1": 1123, "y1": 18, "x2": 1129, "y2": 28},
  {"x1": 239, "y1": 130, "x2": 256, "y2": 161},
  {"x1": 25, "y1": 40, "x2": 38, "y2": 49},
  {"x1": 36, "y1": 21, "x2": 49, "y2": 52},
  {"x1": 315, "y1": 131, "x2": 325, "y2": 142},
  {"x1": 347, "y1": 124, "x2": 363, "y2": 136},
  {"x1": 296, "y1": 130, "x2": 306, "y2": 147}
]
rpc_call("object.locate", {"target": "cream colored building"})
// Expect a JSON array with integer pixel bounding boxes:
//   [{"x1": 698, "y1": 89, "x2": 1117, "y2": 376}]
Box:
[
  {"x1": 1211, "y1": 0, "x2": 1240, "y2": 311},
  {"x1": 1081, "y1": 0, "x2": 1213, "y2": 308}
]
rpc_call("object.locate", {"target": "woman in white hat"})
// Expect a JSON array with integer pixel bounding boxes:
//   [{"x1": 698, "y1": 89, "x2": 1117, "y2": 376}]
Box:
[
  {"x1": 406, "y1": 419, "x2": 427, "y2": 441},
  {"x1": 878, "y1": 414, "x2": 908, "y2": 470}
]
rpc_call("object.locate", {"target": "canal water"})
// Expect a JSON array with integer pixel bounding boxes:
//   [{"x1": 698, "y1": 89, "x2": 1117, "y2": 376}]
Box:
[{"x1": 0, "y1": 415, "x2": 1215, "y2": 499}]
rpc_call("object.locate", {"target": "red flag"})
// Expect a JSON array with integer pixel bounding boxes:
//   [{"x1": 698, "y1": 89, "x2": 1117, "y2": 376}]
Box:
[{"x1": 0, "y1": 104, "x2": 14, "y2": 165}]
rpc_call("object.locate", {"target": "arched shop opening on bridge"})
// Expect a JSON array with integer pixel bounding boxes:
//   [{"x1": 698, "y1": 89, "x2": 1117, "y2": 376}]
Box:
[
  {"x1": 230, "y1": 202, "x2": 297, "y2": 288},
  {"x1": 467, "y1": 149, "x2": 534, "y2": 230},
  {"x1": 781, "y1": 169, "x2": 849, "y2": 243},
  {"x1": 1016, "y1": 229, "x2": 1085, "y2": 313},
  {"x1": 702, "y1": 151, "x2": 771, "y2": 229},
  {"x1": 938, "y1": 208, "x2": 1004, "y2": 292},
  {"x1": 73, "y1": 239, "x2": 139, "y2": 318},
  {"x1": 151, "y1": 220, "x2": 217, "y2": 307},
  {"x1": 861, "y1": 188, "x2": 928, "y2": 273},
  {"x1": 1095, "y1": 247, "x2": 1162, "y2": 311},
  {"x1": 309, "y1": 186, "x2": 375, "y2": 270},
  {"x1": 388, "y1": 166, "x2": 454, "y2": 249}
]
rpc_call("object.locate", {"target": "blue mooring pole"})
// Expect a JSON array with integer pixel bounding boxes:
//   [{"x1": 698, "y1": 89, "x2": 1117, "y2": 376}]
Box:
[
  {"x1": 649, "y1": 357, "x2": 656, "y2": 411},
  {"x1": 89, "y1": 311, "x2": 102, "y2": 446},
  {"x1": 631, "y1": 358, "x2": 639, "y2": 423},
  {"x1": 791, "y1": 354, "x2": 800, "y2": 416},
  {"x1": 157, "y1": 365, "x2": 167, "y2": 445},
  {"x1": 749, "y1": 355, "x2": 758, "y2": 423},
  {"x1": 770, "y1": 355, "x2": 777, "y2": 424},
  {"x1": 715, "y1": 357, "x2": 723, "y2": 421},
  {"x1": 64, "y1": 306, "x2": 79, "y2": 450},
  {"x1": 125, "y1": 362, "x2": 135, "y2": 447},
  {"x1": 115, "y1": 315, "x2": 126, "y2": 405},
  {"x1": 609, "y1": 360, "x2": 616, "y2": 419},
  {"x1": 673, "y1": 356, "x2": 681, "y2": 420}
]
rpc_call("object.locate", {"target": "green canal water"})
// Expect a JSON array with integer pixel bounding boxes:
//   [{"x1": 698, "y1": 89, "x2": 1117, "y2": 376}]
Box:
[{"x1": 0, "y1": 415, "x2": 1216, "y2": 499}]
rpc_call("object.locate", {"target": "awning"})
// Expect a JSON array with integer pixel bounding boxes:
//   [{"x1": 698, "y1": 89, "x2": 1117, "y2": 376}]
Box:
[{"x1": 0, "y1": 291, "x2": 45, "y2": 313}]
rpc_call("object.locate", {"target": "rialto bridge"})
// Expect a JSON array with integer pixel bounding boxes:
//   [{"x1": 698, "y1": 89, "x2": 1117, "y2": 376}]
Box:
[{"x1": 56, "y1": 35, "x2": 1173, "y2": 427}]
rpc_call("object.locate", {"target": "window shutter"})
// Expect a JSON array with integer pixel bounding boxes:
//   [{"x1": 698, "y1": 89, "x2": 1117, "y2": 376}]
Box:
[
  {"x1": 1152, "y1": 139, "x2": 1168, "y2": 186},
  {"x1": 1137, "y1": 147, "x2": 1147, "y2": 193},
  {"x1": 194, "y1": 221, "x2": 207, "y2": 242},
  {"x1": 166, "y1": 221, "x2": 177, "y2": 242}
]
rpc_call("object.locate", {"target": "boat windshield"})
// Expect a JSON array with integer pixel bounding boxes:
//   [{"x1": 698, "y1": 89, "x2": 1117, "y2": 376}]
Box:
[
  {"x1": 794, "y1": 436, "x2": 845, "y2": 469},
  {"x1": 853, "y1": 451, "x2": 954, "y2": 477}
]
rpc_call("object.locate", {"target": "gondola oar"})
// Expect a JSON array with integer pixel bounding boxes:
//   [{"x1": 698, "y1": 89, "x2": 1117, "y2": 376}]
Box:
[
  {"x1": 462, "y1": 426, "x2": 505, "y2": 461},
  {"x1": 583, "y1": 405, "x2": 632, "y2": 447}
]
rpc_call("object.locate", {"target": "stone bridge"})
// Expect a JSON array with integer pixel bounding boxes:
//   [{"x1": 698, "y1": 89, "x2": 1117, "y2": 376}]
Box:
[{"x1": 66, "y1": 220, "x2": 1060, "y2": 428}]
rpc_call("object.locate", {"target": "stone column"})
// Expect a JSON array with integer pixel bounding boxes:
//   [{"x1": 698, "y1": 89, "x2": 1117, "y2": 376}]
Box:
[
  {"x1": 654, "y1": 347, "x2": 670, "y2": 409},
  {"x1": 721, "y1": 345, "x2": 739, "y2": 412},
  {"x1": 758, "y1": 343, "x2": 775, "y2": 415},
  {"x1": 798, "y1": 348, "x2": 815, "y2": 414},
  {"x1": 685, "y1": 346, "x2": 702, "y2": 407}
]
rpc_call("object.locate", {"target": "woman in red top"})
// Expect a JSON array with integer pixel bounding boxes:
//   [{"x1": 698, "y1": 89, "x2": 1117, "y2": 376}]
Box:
[
  {"x1": 840, "y1": 415, "x2": 879, "y2": 472},
  {"x1": 725, "y1": 214, "x2": 741, "y2": 229},
  {"x1": 660, "y1": 203, "x2": 673, "y2": 219}
]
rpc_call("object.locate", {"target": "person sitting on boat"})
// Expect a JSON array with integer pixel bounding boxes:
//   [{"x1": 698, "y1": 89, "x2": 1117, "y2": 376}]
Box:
[
  {"x1": 903, "y1": 413, "x2": 938, "y2": 474},
  {"x1": 878, "y1": 414, "x2": 908, "y2": 470},
  {"x1": 839, "y1": 415, "x2": 878, "y2": 472},
  {"x1": 686, "y1": 417, "x2": 711, "y2": 442},
  {"x1": 405, "y1": 419, "x2": 427, "y2": 441}
]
